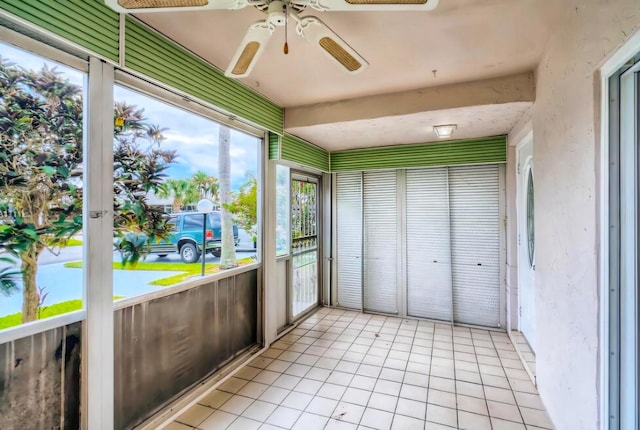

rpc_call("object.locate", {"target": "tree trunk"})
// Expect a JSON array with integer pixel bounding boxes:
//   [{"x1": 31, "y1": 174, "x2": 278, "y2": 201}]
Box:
[
  {"x1": 172, "y1": 198, "x2": 182, "y2": 213},
  {"x1": 21, "y1": 243, "x2": 40, "y2": 323},
  {"x1": 218, "y1": 125, "x2": 238, "y2": 270}
]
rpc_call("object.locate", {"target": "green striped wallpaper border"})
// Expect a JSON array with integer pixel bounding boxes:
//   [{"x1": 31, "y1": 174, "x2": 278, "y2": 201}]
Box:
[
  {"x1": 330, "y1": 136, "x2": 507, "y2": 172},
  {"x1": 125, "y1": 17, "x2": 283, "y2": 133},
  {"x1": 0, "y1": 0, "x2": 120, "y2": 62},
  {"x1": 281, "y1": 134, "x2": 330, "y2": 172},
  {"x1": 268, "y1": 133, "x2": 281, "y2": 160}
]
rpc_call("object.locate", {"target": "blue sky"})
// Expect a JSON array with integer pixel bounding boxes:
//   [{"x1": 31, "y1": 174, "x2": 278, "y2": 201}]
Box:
[{"x1": 2, "y1": 42, "x2": 259, "y2": 190}]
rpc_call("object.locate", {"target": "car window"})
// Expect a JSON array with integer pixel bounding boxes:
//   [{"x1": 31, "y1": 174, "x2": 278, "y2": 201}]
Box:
[
  {"x1": 209, "y1": 212, "x2": 221, "y2": 228},
  {"x1": 167, "y1": 217, "x2": 178, "y2": 232},
  {"x1": 183, "y1": 214, "x2": 204, "y2": 230}
]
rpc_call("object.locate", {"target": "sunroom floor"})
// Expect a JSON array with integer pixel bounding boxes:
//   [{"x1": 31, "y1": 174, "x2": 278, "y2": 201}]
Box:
[{"x1": 167, "y1": 308, "x2": 554, "y2": 430}]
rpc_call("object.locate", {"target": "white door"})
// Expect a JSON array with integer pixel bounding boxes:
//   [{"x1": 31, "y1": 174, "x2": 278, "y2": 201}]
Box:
[
  {"x1": 290, "y1": 176, "x2": 320, "y2": 320},
  {"x1": 449, "y1": 165, "x2": 501, "y2": 327},
  {"x1": 517, "y1": 137, "x2": 536, "y2": 350},
  {"x1": 406, "y1": 168, "x2": 452, "y2": 321},
  {"x1": 335, "y1": 172, "x2": 363, "y2": 310},
  {"x1": 363, "y1": 170, "x2": 398, "y2": 314}
]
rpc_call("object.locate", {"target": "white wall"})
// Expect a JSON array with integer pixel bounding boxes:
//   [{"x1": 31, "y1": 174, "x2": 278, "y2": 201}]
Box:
[{"x1": 530, "y1": 2, "x2": 639, "y2": 429}]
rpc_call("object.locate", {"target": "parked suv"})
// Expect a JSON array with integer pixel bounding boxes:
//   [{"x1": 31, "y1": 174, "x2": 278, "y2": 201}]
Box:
[{"x1": 149, "y1": 211, "x2": 239, "y2": 263}]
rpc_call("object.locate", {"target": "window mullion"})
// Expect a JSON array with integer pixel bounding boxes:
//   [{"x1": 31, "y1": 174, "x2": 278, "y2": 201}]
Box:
[{"x1": 83, "y1": 57, "x2": 115, "y2": 430}]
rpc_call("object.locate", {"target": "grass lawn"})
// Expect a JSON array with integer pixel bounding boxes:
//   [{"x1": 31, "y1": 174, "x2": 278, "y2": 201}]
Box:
[
  {"x1": 64, "y1": 258, "x2": 255, "y2": 287},
  {"x1": 0, "y1": 296, "x2": 123, "y2": 330},
  {"x1": 63, "y1": 238, "x2": 83, "y2": 246}
]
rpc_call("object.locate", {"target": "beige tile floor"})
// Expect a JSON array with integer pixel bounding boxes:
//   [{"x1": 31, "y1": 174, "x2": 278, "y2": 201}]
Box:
[
  {"x1": 167, "y1": 308, "x2": 554, "y2": 430},
  {"x1": 510, "y1": 332, "x2": 536, "y2": 383}
]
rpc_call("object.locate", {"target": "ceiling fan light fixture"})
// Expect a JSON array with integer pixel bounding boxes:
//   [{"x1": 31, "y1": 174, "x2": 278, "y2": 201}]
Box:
[
  {"x1": 319, "y1": 37, "x2": 362, "y2": 72},
  {"x1": 117, "y1": 0, "x2": 208, "y2": 8},
  {"x1": 433, "y1": 124, "x2": 457, "y2": 139}
]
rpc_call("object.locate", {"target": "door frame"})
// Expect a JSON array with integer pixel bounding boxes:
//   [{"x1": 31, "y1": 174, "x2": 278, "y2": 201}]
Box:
[
  {"x1": 599, "y1": 28, "x2": 640, "y2": 430},
  {"x1": 516, "y1": 132, "x2": 536, "y2": 349},
  {"x1": 288, "y1": 171, "x2": 323, "y2": 323}
]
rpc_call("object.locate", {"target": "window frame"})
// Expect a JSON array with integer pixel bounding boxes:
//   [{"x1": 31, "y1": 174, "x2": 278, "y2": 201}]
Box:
[
  {"x1": 603, "y1": 37, "x2": 640, "y2": 430},
  {"x1": 110, "y1": 72, "x2": 265, "y2": 309},
  {"x1": 526, "y1": 167, "x2": 535, "y2": 268},
  {"x1": 0, "y1": 14, "x2": 268, "y2": 429},
  {"x1": 0, "y1": 29, "x2": 90, "y2": 344},
  {"x1": 275, "y1": 163, "x2": 291, "y2": 259}
]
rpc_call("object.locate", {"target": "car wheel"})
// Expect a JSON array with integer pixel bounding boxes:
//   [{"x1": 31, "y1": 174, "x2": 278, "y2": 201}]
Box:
[
  {"x1": 212, "y1": 249, "x2": 221, "y2": 258},
  {"x1": 180, "y1": 243, "x2": 200, "y2": 263}
]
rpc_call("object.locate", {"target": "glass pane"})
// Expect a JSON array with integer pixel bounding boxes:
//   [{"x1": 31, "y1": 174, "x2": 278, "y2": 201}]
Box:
[
  {"x1": 527, "y1": 168, "x2": 535, "y2": 267},
  {"x1": 107, "y1": 85, "x2": 259, "y2": 300},
  {"x1": 275, "y1": 165, "x2": 290, "y2": 256},
  {"x1": 291, "y1": 179, "x2": 318, "y2": 318},
  {"x1": 0, "y1": 42, "x2": 86, "y2": 329}
]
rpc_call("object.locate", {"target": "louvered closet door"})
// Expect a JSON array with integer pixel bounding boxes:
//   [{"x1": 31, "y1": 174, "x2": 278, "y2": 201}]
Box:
[
  {"x1": 449, "y1": 165, "x2": 501, "y2": 327},
  {"x1": 406, "y1": 168, "x2": 452, "y2": 321},
  {"x1": 336, "y1": 172, "x2": 363, "y2": 309},
  {"x1": 363, "y1": 171, "x2": 398, "y2": 314}
]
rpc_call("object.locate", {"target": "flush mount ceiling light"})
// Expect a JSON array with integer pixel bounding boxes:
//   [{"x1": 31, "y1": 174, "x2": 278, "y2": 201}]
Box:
[
  {"x1": 433, "y1": 124, "x2": 457, "y2": 139},
  {"x1": 105, "y1": 0, "x2": 439, "y2": 79}
]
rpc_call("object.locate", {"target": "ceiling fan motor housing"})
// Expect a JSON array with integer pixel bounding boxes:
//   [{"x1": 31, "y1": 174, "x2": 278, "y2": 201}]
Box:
[{"x1": 267, "y1": 1, "x2": 287, "y2": 26}]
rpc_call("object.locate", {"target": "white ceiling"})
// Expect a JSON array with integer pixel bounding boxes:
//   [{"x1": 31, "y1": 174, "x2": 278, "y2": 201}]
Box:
[
  {"x1": 286, "y1": 102, "x2": 532, "y2": 151},
  {"x1": 136, "y1": 0, "x2": 557, "y2": 150}
]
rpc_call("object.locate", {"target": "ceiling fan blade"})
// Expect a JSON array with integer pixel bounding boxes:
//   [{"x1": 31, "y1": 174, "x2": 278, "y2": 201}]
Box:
[
  {"x1": 297, "y1": 16, "x2": 368, "y2": 74},
  {"x1": 225, "y1": 22, "x2": 275, "y2": 78},
  {"x1": 300, "y1": 0, "x2": 438, "y2": 12},
  {"x1": 104, "y1": 0, "x2": 246, "y2": 13}
]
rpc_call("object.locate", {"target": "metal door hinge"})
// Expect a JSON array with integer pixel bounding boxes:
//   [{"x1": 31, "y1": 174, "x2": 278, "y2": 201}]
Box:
[{"x1": 517, "y1": 163, "x2": 521, "y2": 174}]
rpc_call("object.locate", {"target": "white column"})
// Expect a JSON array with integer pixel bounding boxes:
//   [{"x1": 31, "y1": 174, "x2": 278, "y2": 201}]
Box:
[{"x1": 83, "y1": 57, "x2": 114, "y2": 430}]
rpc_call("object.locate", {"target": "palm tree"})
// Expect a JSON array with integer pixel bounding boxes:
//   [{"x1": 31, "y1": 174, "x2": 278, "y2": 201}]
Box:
[
  {"x1": 191, "y1": 170, "x2": 219, "y2": 203},
  {"x1": 157, "y1": 178, "x2": 199, "y2": 213},
  {"x1": 218, "y1": 125, "x2": 238, "y2": 269}
]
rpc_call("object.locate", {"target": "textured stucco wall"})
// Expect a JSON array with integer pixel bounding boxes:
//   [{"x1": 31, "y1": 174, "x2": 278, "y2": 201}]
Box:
[{"x1": 531, "y1": 2, "x2": 639, "y2": 429}]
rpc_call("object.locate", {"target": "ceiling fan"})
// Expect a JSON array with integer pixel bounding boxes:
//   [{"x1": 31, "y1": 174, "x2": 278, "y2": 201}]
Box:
[{"x1": 105, "y1": 0, "x2": 439, "y2": 78}]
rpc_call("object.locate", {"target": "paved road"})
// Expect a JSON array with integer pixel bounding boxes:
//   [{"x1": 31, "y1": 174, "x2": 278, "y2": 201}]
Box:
[{"x1": 0, "y1": 246, "x2": 257, "y2": 317}]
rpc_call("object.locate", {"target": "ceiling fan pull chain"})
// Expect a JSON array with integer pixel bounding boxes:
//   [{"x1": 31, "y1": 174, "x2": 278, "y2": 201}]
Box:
[{"x1": 284, "y1": 4, "x2": 289, "y2": 54}]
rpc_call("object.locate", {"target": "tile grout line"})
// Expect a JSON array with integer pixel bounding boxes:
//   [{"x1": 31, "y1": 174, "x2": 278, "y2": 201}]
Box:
[
  {"x1": 392, "y1": 318, "x2": 418, "y2": 428},
  {"x1": 469, "y1": 328, "x2": 494, "y2": 430},
  {"x1": 423, "y1": 320, "x2": 436, "y2": 427},
  {"x1": 448, "y1": 324, "x2": 460, "y2": 430},
  {"x1": 324, "y1": 309, "x2": 360, "y2": 429},
  {"x1": 354, "y1": 314, "x2": 397, "y2": 429},
  {"x1": 488, "y1": 331, "x2": 528, "y2": 429},
  {"x1": 384, "y1": 318, "x2": 401, "y2": 430}
]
